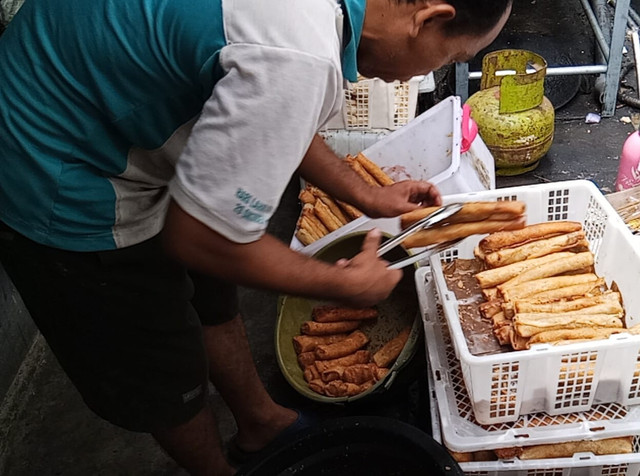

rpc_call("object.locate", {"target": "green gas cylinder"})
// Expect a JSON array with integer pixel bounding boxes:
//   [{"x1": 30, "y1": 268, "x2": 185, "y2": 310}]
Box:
[{"x1": 465, "y1": 50, "x2": 555, "y2": 176}]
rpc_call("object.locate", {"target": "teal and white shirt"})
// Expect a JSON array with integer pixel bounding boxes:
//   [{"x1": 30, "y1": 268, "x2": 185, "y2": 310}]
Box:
[{"x1": 0, "y1": 0, "x2": 364, "y2": 251}]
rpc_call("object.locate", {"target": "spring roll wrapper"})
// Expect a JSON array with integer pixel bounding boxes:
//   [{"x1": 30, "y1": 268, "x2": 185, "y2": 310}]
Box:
[
  {"x1": 515, "y1": 314, "x2": 624, "y2": 338},
  {"x1": 312, "y1": 305, "x2": 378, "y2": 323},
  {"x1": 514, "y1": 291, "x2": 621, "y2": 313},
  {"x1": 301, "y1": 320, "x2": 360, "y2": 336},
  {"x1": 528, "y1": 326, "x2": 626, "y2": 345},
  {"x1": 484, "y1": 231, "x2": 587, "y2": 268},
  {"x1": 314, "y1": 331, "x2": 370, "y2": 360},
  {"x1": 479, "y1": 221, "x2": 583, "y2": 253}
]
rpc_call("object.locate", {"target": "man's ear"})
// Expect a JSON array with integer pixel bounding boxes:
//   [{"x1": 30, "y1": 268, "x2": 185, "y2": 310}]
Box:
[{"x1": 410, "y1": 3, "x2": 455, "y2": 38}]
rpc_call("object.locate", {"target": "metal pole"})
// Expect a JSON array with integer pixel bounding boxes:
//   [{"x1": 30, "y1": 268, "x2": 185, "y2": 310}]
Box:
[
  {"x1": 579, "y1": 0, "x2": 611, "y2": 61},
  {"x1": 601, "y1": 0, "x2": 630, "y2": 116},
  {"x1": 468, "y1": 64, "x2": 608, "y2": 80},
  {"x1": 454, "y1": 62, "x2": 469, "y2": 102}
]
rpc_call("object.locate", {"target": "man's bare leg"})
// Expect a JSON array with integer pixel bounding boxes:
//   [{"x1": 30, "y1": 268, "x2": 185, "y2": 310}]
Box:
[
  {"x1": 152, "y1": 405, "x2": 236, "y2": 476},
  {"x1": 204, "y1": 314, "x2": 298, "y2": 453}
]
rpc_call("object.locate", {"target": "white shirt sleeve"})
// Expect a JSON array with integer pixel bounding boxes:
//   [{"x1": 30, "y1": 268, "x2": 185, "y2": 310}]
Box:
[{"x1": 169, "y1": 43, "x2": 343, "y2": 243}]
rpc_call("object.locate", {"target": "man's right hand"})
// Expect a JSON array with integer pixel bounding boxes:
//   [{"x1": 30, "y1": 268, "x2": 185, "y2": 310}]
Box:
[{"x1": 334, "y1": 228, "x2": 403, "y2": 308}]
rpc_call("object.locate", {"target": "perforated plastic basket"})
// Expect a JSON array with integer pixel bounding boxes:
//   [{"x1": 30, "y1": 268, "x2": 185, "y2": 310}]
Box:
[
  {"x1": 427, "y1": 180, "x2": 640, "y2": 426},
  {"x1": 427, "y1": 351, "x2": 640, "y2": 475},
  {"x1": 323, "y1": 76, "x2": 420, "y2": 130}
]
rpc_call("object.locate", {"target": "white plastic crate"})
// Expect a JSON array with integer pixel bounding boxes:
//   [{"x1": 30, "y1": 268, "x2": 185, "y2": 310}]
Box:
[
  {"x1": 323, "y1": 76, "x2": 421, "y2": 130},
  {"x1": 421, "y1": 268, "x2": 640, "y2": 467},
  {"x1": 291, "y1": 96, "x2": 497, "y2": 251},
  {"x1": 428, "y1": 358, "x2": 640, "y2": 476},
  {"x1": 426, "y1": 180, "x2": 640, "y2": 426}
]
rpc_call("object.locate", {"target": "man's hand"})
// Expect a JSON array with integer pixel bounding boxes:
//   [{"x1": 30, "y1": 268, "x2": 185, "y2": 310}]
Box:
[
  {"x1": 358, "y1": 180, "x2": 442, "y2": 218},
  {"x1": 335, "y1": 228, "x2": 403, "y2": 307}
]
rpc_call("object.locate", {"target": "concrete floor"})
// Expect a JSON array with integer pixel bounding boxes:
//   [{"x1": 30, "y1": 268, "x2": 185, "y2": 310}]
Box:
[{"x1": 2, "y1": 1, "x2": 640, "y2": 474}]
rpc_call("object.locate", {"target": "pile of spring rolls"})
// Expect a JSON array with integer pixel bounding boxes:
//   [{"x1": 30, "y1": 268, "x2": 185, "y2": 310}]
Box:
[
  {"x1": 448, "y1": 436, "x2": 633, "y2": 462},
  {"x1": 399, "y1": 201, "x2": 527, "y2": 249},
  {"x1": 474, "y1": 221, "x2": 639, "y2": 350},
  {"x1": 295, "y1": 153, "x2": 394, "y2": 246},
  {"x1": 293, "y1": 304, "x2": 410, "y2": 398}
]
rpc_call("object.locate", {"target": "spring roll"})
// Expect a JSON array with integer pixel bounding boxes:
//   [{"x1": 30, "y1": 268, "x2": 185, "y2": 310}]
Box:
[
  {"x1": 484, "y1": 231, "x2": 587, "y2": 268},
  {"x1": 482, "y1": 287, "x2": 500, "y2": 301},
  {"x1": 312, "y1": 305, "x2": 378, "y2": 323},
  {"x1": 372, "y1": 327, "x2": 411, "y2": 368},
  {"x1": 298, "y1": 188, "x2": 316, "y2": 205},
  {"x1": 498, "y1": 252, "x2": 594, "y2": 292},
  {"x1": 515, "y1": 314, "x2": 624, "y2": 338},
  {"x1": 342, "y1": 363, "x2": 380, "y2": 385},
  {"x1": 301, "y1": 204, "x2": 330, "y2": 237},
  {"x1": 346, "y1": 155, "x2": 380, "y2": 187},
  {"x1": 314, "y1": 199, "x2": 343, "y2": 232},
  {"x1": 295, "y1": 227, "x2": 317, "y2": 246},
  {"x1": 314, "y1": 330, "x2": 369, "y2": 360},
  {"x1": 475, "y1": 252, "x2": 575, "y2": 288},
  {"x1": 355, "y1": 152, "x2": 395, "y2": 186},
  {"x1": 297, "y1": 351, "x2": 316, "y2": 368},
  {"x1": 515, "y1": 293, "x2": 622, "y2": 314},
  {"x1": 494, "y1": 437, "x2": 633, "y2": 460},
  {"x1": 324, "y1": 379, "x2": 369, "y2": 397},
  {"x1": 301, "y1": 320, "x2": 360, "y2": 336},
  {"x1": 528, "y1": 327, "x2": 625, "y2": 345},
  {"x1": 524, "y1": 279, "x2": 606, "y2": 302},
  {"x1": 308, "y1": 379, "x2": 326, "y2": 395},
  {"x1": 292, "y1": 333, "x2": 349, "y2": 354},
  {"x1": 400, "y1": 201, "x2": 525, "y2": 229},
  {"x1": 479, "y1": 299, "x2": 504, "y2": 319},
  {"x1": 479, "y1": 221, "x2": 583, "y2": 254},
  {"x1": 303, "y1": 365, "x2": 321, "y2": 383},
  {"x1": 501, "y1": 274, "x2": 600, "y2": 302},
  {"x1": 336, "y1": 199, "x2": 363, "y2": 220},
  {"x1": 313, "y1": 350, "x2": 371, "y2": 373},
  {"x1": 403, "y1": 217, "x2": 526, "y2": 249},
  {"x1": 319, "y1": 196, "x2": 349, "y2": 225}
]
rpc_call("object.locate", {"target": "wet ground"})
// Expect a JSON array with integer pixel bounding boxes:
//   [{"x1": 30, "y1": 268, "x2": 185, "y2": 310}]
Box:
[{"x1": 2, "y1": 0, "x2": 640, "y2": 474}]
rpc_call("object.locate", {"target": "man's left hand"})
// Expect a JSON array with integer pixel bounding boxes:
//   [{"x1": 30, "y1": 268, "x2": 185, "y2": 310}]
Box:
[{"x1": 359, "y1": 180, "x2": 442, "y2": 218}]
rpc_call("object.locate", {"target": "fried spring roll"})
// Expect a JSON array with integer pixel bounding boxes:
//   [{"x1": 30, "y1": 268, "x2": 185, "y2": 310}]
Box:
[
  {"x1": 475, "y1": 252, "x2": 575, "y2": 289},
  {"x1": 482, "y1": 287, "x2": 500, "y2": 301},
  {"x1": 515, "y1": 294, "x2": 622, "y2": 314},
  {"x1": 498, "y1": 252, "x2": 595, "y2": 292},
  {"x1": 400, "y1": 201, "x2": 526, "y2": 229},
  {"x1": 479, "y1": 221, "x2": 583, "y2": 254},
  {"x1": 528, "y1": 327, "x2": 625, "y2": 345},
  {"x1": 295, "y1": 227, "x2": 317, "y2": 246},
  {"x1": 301, "y1": 320, "x2": 361, "y2": 336},
  {"x1": 297, "y1": 351, "x2": 316, "y2": 368},
  {"x1": 336, "y1": 199, "x2": 363, "y2": 220},
  {"x1": 314, "y1": 330, "x2": 369, "y2": 360},
  {"x1": 303, "y1": 365, "x2": 321, "y2": 383},
  {"x1": 301, "y1": 204, "x2": 330, "y2": 237},
  {"x1": 292, "y1": 333, "x2": 349, "y2": 354},
  {"x1": 501, "y1": 274, "x2": 600, "y2": 302},
  {"x1": 372, "y1": 327, "x2": 411, "y2": 368},
  {"x1": 308, "y1": 379, "x2": 326, "y2": 395},
  {"x1": 342, "y1": 363, "x2": 380, "y2": 385},
  {"x1": 346, "y1": 155, "x2": 380, "y2": 187},
  {"x1": 298, "y1": 188, "x2": 316, "y2": 205},
  {"x1": 525, "y1": 279, "x2": 606, "y2": 302},
  {"x1": 515, "y1": 314, "x2": 624, "y2": 338},
  {"x1": 479, "y1": 299, "x2": 504, "y2": 319},
  {"x1": 312, "y1": 305, "x2": 378, "y2": 323},
  {"x1": 403, "y1": 217, "x2": 526, "y2": 249},
  {"x1": 314, "y1": 199, "x2": 343, "y2": 232},
  {"x1": 313, "y1": 350, "x2": 371, "y2": 373},
  {"x1": 494, "y1": 437, "x2": 633, "y2": 460},
  {"x1": 324, "y1": 379, "x2": 369, "y2": 397},
  {"x1": 355, "y1": 152, "x2": 394, "y2": 186},
  {"x1": 319, "y1": 196, "x2": 349, "y2": 225},
  {"x1": 484, "y1": 231, "x2": 587, "y2": 268}
]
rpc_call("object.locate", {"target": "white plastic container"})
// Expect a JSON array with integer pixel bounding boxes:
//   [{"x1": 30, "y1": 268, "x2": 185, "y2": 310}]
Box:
[
  {"x1": 323, "y1": 76, "x2": 421, "y2": 130},
  {"x1": 427, "y1": 356, "x2": 640, "y2": 475},
  {"x1": 427, "y1": 180, "x2": 640, "y2": 426},
  {"x1": 291, "y1": 96, "x2": 497, "y2": 251},
  {"x1": 420, "y1": 266, "x2": 640, "y2": 457}
]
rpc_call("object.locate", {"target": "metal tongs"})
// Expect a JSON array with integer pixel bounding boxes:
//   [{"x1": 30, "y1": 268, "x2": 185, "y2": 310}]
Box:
[{"x1": 378, "y1": 202, "x2": 465, "y2": 270}]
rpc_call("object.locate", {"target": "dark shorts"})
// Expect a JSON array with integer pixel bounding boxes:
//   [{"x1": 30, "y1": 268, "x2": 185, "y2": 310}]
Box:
[{"x1": 0, "y1": 220, "x2": 238, "y2": 432}]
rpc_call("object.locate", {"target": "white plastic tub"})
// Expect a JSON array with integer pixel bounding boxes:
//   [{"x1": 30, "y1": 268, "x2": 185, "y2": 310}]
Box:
[
  {"x1": 426, "y1": 180, "x2": 640, "y2": 426},
  {"x1": 421, "y1": 266, "x2": 640, "y2": 462}
]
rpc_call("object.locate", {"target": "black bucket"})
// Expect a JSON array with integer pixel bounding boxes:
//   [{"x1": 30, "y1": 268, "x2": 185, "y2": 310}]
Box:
[{"x1": 236, "y1": 416, "x2": 464, "y2": 476}]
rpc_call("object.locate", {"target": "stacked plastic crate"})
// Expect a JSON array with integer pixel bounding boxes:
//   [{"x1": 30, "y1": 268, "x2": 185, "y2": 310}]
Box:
[{"x1": 418, "y1": 180, "x2": 640, "y2": 476}]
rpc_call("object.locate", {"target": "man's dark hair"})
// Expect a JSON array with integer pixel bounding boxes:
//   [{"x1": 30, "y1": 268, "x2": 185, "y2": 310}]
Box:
[{"x1": 400, "y1": 0, "x2": 512, "y2": 36}]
